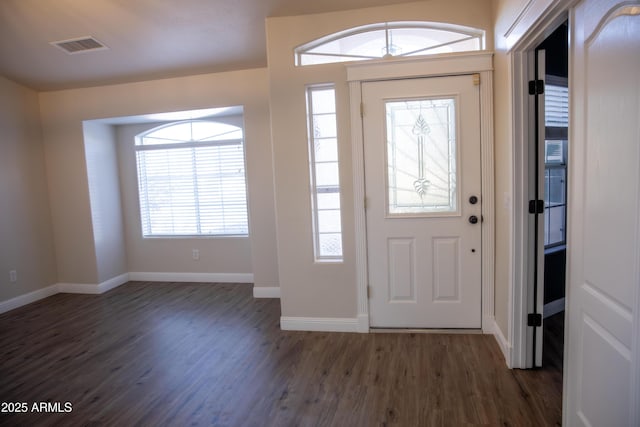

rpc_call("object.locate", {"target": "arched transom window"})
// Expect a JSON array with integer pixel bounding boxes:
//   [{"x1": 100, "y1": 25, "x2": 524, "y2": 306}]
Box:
[{"x1": 295, "y1": 21, "x2": 485, "y2": 66}]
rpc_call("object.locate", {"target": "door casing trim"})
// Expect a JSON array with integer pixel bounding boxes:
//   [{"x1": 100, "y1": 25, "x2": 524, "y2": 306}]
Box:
[
  {"x1": 347, "y1": 52, "x2": 495, "y2": 334},
  {"x1": 508, "y1": 0, "x2": 576, "y2": 369}
]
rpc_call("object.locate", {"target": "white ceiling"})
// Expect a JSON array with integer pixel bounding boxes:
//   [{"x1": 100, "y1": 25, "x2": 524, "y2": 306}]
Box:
[{"x1": 0, "y1": 0, "x2": 415, "y2": 91}]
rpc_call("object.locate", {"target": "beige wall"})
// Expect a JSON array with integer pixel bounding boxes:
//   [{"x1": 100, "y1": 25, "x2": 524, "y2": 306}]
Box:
[
  {"x1": 40, "y1": 96, "x2": 98, "y2": 284},
  {"x1": 492, "y1": 47, "x2": 513, "y2": 335},
  {"x1": 2, "y1": 0, "x2": 532, "y2": 329},
  {"x1": 491, "y1": 0, "x2": 530, "y2": 335},
  {"x1": 39, "y1": 68, "x2": 279, "y2": 287},
  {"x1": 0, "y1": 76, "x2": 57, "y2": 301},
  {"x1": 115, "y1": 119, "x2": 252, "y2": 275},
  {"x1": 83, "y1": 121, "x2": 128, "y2": 283},
  {"x1": 267, "y1": 0, "x2": 494, "y2": 318}
]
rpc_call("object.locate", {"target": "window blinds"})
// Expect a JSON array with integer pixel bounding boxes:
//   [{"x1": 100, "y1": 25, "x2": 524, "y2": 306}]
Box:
[
  {"x1": 135, "y1": 122, "x2": 248, "y2": 237},
  {"x1": 545, "y1": 84, "x2": 569, "y2": 128}
]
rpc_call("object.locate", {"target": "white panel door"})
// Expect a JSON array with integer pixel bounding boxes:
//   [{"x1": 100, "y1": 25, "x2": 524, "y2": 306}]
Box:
[
  {"x1": 363, "y1": 75, "x2": 482, "y2": 328},
  {"x1": 565, "y1": 1, "x2": 640, "y2": 425}
]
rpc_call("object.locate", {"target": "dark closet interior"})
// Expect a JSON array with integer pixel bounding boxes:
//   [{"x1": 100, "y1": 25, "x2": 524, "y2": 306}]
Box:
[{"x1": 538, "y1": 21, "x2": 568, "y2": 370}]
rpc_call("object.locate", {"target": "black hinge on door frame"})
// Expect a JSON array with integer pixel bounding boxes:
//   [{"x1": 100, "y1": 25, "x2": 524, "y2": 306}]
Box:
[
  {"x1": 528, "y1": 79, "x2": 545, "y2": 95},
  {"x1": 528, "y1": 199, "x2": 544, "y2": 214},
  {"x1": 527, "y1": 313, "x2": 542, "y2": 327}
]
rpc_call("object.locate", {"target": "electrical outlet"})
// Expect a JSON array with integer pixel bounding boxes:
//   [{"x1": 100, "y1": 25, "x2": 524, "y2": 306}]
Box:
[
  {"x1": 9, "y1": 270, "x2": 17, "y2": 283},
  {"x1": 192, "y1": 249, "x2": 200, "y2": 260}
]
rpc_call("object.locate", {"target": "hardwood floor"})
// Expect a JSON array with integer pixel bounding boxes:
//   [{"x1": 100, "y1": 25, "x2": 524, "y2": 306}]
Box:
[{"x1": 0, "y1": 282, "x2": 562, "y2": 426}]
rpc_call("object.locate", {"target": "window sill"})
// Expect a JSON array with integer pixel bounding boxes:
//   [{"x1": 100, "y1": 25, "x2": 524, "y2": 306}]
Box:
[
  {"x1": 142, "y1": 234, "x2": 249, "y2": 240},
  {"x1": 544, "y1": 244, "x2": 566, "y2": 255}
]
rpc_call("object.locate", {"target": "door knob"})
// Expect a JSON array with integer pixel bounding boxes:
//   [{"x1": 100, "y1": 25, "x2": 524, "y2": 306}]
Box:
[{"x1": 469, "y1": 215, "x2": 479, "y2": 224}]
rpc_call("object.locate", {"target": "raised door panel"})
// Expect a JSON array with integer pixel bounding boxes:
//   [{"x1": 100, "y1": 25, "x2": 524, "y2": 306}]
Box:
[{"x1": 566, "y1": 1, "x2": 640, "y2": 425}]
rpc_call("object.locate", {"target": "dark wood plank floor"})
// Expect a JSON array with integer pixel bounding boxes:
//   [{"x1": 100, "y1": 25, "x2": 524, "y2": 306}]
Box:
[
  {"x1": 0, "y1": 282, "x2": 562, "y2": 426},
  {"x1": 509, "y1": 311, "x2": 565, "y2": 427}
]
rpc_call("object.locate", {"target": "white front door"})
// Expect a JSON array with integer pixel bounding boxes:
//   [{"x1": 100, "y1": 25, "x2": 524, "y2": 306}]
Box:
[
  {"x1": 363, "y1": 75, "x2": 482, "y2": 328},
  {"x1": 565, "y1": 0, "x2": 640, "y2": 425}
]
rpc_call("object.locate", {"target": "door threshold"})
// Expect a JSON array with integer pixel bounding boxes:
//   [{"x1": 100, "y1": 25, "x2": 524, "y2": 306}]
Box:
[{"x1": 370, "y1": 328, "x2": 482, "y2": 334}]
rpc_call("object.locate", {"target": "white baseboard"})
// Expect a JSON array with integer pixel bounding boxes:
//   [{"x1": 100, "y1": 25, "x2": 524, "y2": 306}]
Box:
[
  {"x1": 98, "y1": 273, "x2": 130, "y2": 293},
  {"x1": 1, "y1": 274, "x2": 130, "y2": 314},
  {"x1": 0, "y1": 284, "x2": 59, "y2": 315},
  {"x1": 482, "y1": 315, "x2": 495, "y2": 334},
  {"x1": 128, "y1": 272, "x2": 253, "y2": 283},
  {"x1": 491, "y1": 319, "x2": 512, "y2": 368},
  {"x1": 253, "y1": 286, "x2": 280, "y2": 298},
  {"x1": 544, "y1": 297, "x2": 565, "y2": 319},
  {"x1": 280, "y1": 316, "x2": 359, "y2": 332},
  {"x1": 356, "y1": 313, "x2": 369, "y2": 333},
  {"x1": 57, "y1": 282, "x2": 101, "y2": 294},
  {"x1": 58, "y1": 273, "x2": 130, "y2": 294},
  {"x1": 1, "y1": 271, "x2": 251, "y2": 314}
]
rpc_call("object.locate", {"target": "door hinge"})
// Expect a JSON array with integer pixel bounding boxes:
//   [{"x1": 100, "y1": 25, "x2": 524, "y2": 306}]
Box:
[
  {"x1": 527, "y1": 313, "x2": 542, "y2": 327},
  {"x1": 473, "y1": 73, "x2": 481, "y2": 86},
  {"x1": 528, "y1": 79, "x2": 545, "y2": 95},
  {"x1": 528, "y1": 199, "x2": 544, "y2": 214},
  {"x1": 360, "y1": 102, "x2": 364, "y2": 118},
  {"x1": 367, "y1": 286, "x2": 372, "y2": 299}
]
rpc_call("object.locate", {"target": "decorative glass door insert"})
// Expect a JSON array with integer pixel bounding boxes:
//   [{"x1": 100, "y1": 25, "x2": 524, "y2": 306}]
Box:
[{"x1": 385, "y1": 97, "x2": 458, "y2": 216}]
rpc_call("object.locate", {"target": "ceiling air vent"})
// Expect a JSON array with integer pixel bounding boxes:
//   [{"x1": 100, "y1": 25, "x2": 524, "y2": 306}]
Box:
[{"x1": 50, "y1": 36, "x2": 108, "y2": 54}]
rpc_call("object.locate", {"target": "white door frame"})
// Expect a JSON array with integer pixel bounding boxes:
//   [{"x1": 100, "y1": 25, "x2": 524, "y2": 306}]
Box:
[
  {"x1": 507, "y1": 0, "x2": 577, "y2": 369},
  {"x1": 346, "y1": 52, "x2": 495, "y2": 334},
  {"x1": 507, "y1": 1, "x2": 640, "y2": 422}
]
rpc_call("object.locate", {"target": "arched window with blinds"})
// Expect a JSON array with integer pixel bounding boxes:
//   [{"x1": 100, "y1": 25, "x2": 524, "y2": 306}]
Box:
[{"x1": 135, "y1": 120, "x2": 248, "y2": 237}]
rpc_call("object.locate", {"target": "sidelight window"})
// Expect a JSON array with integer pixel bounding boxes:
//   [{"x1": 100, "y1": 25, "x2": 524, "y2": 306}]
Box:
[{"x1": 306, "y1": 85, "x2": 343, "y2": 261}]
